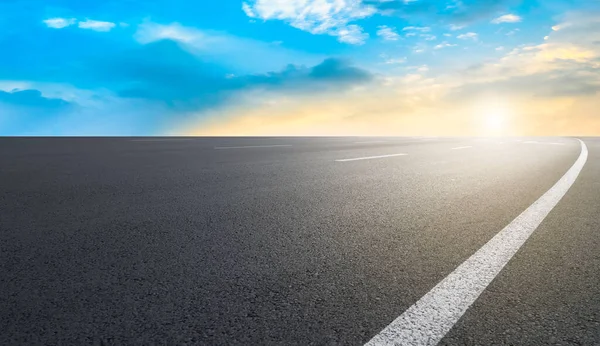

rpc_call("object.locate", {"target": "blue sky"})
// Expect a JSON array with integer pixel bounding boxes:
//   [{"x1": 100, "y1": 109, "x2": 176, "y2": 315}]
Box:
[{"x1": 1, "y1": 0, "x2": 599, "y2": 135}]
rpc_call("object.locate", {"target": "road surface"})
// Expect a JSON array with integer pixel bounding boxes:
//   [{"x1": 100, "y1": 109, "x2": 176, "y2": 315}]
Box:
[{"x1": 1, "y1": 137, "x2": 599, "y2": 345}]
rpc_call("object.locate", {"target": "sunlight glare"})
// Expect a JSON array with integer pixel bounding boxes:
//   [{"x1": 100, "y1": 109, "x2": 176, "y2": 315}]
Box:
[
  {"x1": 474, "y1": 99, "x2": 513, "y2": 136},
  {"x1": 485, "y1": 110, "x2": 506, "y2": 132}
]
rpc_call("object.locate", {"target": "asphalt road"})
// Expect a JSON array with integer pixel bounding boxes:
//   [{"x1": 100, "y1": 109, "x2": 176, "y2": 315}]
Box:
[{"x1": 1, "y1": 137, "x2": 599, "y2": 345}]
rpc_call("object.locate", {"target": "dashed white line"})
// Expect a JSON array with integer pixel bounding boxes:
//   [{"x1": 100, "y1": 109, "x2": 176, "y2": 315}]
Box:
[
  {"x1": 335, "y1": 153, "x2": 408, "y2": 162},
  {"x1": 130, "y1": 138, "x2": 193, "y2": 142},
  {"x1": 366, "y1": 139, "x2": 588, "y2": 346},
  {"x1": 214, "y1": 145, "x2": 292, "y2": 150},
  {"x1": 523, "y1": 141, "x2": 565, "y2": 146},
  {"x1": 451, "y1": 146, "x2": 473, "y2": 150}
]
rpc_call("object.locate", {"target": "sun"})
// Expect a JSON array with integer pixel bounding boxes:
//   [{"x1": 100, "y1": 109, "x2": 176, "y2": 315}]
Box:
[
  {"x1": 485, "y1": 110, "x2": 506, "y2": 132},
  {"x1": 474, "y1": 99, "x2": 514, "y2": 136}
]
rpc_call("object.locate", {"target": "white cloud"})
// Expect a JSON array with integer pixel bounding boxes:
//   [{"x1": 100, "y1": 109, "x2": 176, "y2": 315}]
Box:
[
  {"x1": 434, "y1": 42, "x2": 457, "y2": 49},
  {"x1": 409, "y1": 65, "x2": 429, "y2": 72},
  {"x1": 384, "y1": 57, "x2": 406, "y2": 64},
  {"x1": 43, "y1": 18, "x2": 76, "y2": 29},
  {"x1": 403, "y1": 26, "x2": 431, "y2": 32},
  {"x1": 495, "y1": 46, "x2": 504, "y2": 51},
  {"x1": 416, "y1": 65, "x2": 429, "y2": 72},
  {"x1": 242, "y1": 2, "x2": 257, "y2": 17},
  {"x1": 449, "y1": 24, "x2": 464, "y2": 31},
  {"x1": 337, "y1": 24, "x2": 369, "y2": 45},
  {"x1": 377, "y1": 25, "x2": 400, "y2": 41},
  {"x1": 551, "y1": 24, "x2": 570, "y2": 32},
  {"x1": 78, "y1": 19, "x2": 116, "y2": 32},
  {"x1": 491, "y1": 14, "x2": 522, "y2": 24},
  {"x1": 457, "y1": 32, "x2": 478, "y2": 40},
  {"x1": 135, "y1": 22, "x2": 208, "y2": 44},
  {"x1": 421, "y1": 34, "x2": 437, "y2": 41},
  {"x1": 241, "y1": 0, "x2": 375, "y2": 44}
]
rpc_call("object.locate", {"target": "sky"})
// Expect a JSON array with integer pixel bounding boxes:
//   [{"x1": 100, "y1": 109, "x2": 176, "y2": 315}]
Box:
[{"x1": 1, "y1": 0, "x2": 599, "y2": 136}]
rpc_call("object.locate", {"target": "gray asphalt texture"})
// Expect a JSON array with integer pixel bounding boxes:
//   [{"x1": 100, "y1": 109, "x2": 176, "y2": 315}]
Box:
[{"x1": 1, "y1": 137, "x2": 598, "y2": 345}]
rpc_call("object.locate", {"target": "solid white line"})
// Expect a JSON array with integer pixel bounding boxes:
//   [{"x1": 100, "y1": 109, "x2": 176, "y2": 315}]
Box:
[
  {"x1": 355, "y1": 141, "x2": 386, "y2": 144},
  {"x1": 214, "y1": 145, "x2": 292, "y2": 149},
  {"x1": 451, "y1": 146, "x2": 473, "y2": 150},
  {"x1": 366, "y1": 139, "x2": 588, "y2": 346},
  {"x1": 336, "y1": 153, "x2": 407, "y2": 162}
]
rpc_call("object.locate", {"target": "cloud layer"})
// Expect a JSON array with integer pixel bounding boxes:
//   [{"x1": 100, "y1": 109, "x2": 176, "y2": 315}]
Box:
[
  {"x1": 365, "y1": 0, "x2": 522, "y2": 24},
  {"x1": 242, "y1": 0, "x2": 375, "y2": 44},
  {"x1": 3, "y1": 0, "x2": 599, "y2": 136},
  {"x1": 116, "y1": 42, "x2": 372, "y2": 108},
  {"x1": 182, "y1": 10, "x2": 600, "y2": 136}
]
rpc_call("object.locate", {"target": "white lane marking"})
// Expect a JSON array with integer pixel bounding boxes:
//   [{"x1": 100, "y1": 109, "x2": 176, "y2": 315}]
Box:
[
  {"x1": 366, "y1": 139, "x2": 588, "y2": 346},
  {"x1": 355, "y1": 141, "x2": 386, "y2": 144},
  {"x1": 336, "y1": 153, "x2": 408, "y2": 162},
  {"x1": 214, "y1": 145, "x2": 292, "y2": 149},
  {"x1": 131, "y1": 138, "x2": 193, "y2": 142},
  {"x1": 451, "y1": 146, "x2": 473, "y2": 150},
  {"x1": 524, "y1": 141, "x2": 565, "y2": 146}
]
